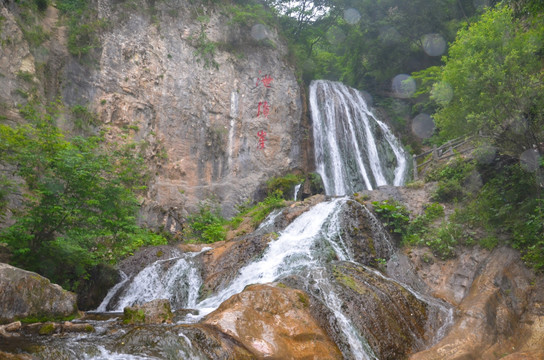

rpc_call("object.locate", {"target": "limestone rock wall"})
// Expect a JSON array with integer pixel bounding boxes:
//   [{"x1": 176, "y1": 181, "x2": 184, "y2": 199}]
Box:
[
  {"x1": 66, "y1": 0, "x2": 306, "y2": 227},
  {"x1": 0, "y1": 0, "x2": 309, "y2": 231}
]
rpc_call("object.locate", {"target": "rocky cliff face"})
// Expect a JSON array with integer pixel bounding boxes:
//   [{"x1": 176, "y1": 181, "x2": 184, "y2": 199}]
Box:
[{"x1": 0, "y1": 0, "x2": 308, "y2": 230}]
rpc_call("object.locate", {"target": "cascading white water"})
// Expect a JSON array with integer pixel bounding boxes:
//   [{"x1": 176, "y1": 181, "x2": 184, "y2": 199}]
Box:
[
  {"x1": 97, "y1": 249, "x2": 208, "y2": 312},
  {"x1": 87, "y1": 80, "x2": 448, "y2": 360},
  {"x1": 187, "y1": 198, "x2": 346, "y2": 319},
  {"x1": 310, "y1": 80, "x2": 409, "y2": 195},
  {"x1": 293, "y1": 183, "x2": 302, "y2": 201}
]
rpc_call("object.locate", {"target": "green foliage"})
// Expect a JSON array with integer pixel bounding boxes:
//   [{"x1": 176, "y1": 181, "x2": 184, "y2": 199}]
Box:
[
  {"x1": 423, "y1": 221, "x2": 462, "y2": 259},
  {"x1": 423, "y1": 5, "x2": 544, "y2": 151},
  {"x1": 266, "y1": 173, "x2": 303, "y2": 200},
  {"x1": 372, "y1": 199, "x2": 466, "y2": 259},
  {"x1": 71, "y1": 104, "x2": 99, "y2": 131},
  {"x1": 21, "y1": 23, "x2": 50, "y2": 47},
  {"x1": 0, "y1": 102, "x2": 166, "y2": 290},
  {"x1": 123, "y1": 308, "x2": 145, "y2": 324},
  {"x1": 57, "y1": 0, "x2": 107, "y2": 59},
  {"x1": 226, "y1": 191, "x2": 286, "y2": 232},
  {"x1": 426, "y1": 156, "x2": 475, "y2": 202},
  {"x1": 226, "y1": 3, "x2": 276, "y2": 27},
  {"x1": 424, "y1": 161, "x2": 544, "y2": 268},
  {"x1": 513, "y1": 199, "x2": 544, "y2": 270},
  {"x1": 0, "y1": 175, "x2": 14, "y2": 220},
  {"x1": 371, "y1": 200, "x2": 411, "y2": 236},
  {"x1": 192, "y1": 25, "x2": 219, "y2": 70},
  {"x1": 16, "y1": 71, "x2": 35, "y2": 83},
  {"x1": 248, "y1": 190, "x2": 284, "y2": 226},
  {"x1": 34, "y1": 0, "x2": 48, "y2": 12},
  {"x1": 185, "y1": 202, "x2": 227, "y2": 243}
]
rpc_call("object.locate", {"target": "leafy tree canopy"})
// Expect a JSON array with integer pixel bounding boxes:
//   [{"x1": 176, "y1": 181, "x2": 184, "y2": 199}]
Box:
[
  {"x1": 0, "y1": 102, "x2": 166, "y2": 290},
  {"x1": 420, "y1": 5, "x2": 544, "y2": 153}
]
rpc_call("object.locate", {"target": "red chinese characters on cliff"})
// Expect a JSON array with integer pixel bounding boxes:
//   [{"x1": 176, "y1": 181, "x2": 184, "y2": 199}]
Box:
[
  {"x1": 256, "y1": 101, "x2": 270, "y2": 118},
  {"x1": 256, "y1": 72, "x2": 273, "y2": 88},
  {"x1": 256, "y1": 71, "x2": 273, "y2": 150},
  {"x1": 257, "y1": 130, "x2": 267, "y2": 149}
]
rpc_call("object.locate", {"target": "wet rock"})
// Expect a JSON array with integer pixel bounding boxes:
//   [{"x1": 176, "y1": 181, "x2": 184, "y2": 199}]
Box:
[
  {"x1": 299, "y1": 173, "x2": 325, "y2": 201},
  {"x1": 331, "y1": 261, "x2": 429, "y2": 360},
  {"x1": 118, "y1": 245, "x2": 182, "y2": 277},
  {"x1": 76, "y1": 263, "x2": 121, "y2": 311},
  {"x1": 279, "y1": 194, "x2": 326, "y2": 226},
  {"x1": 340, "y1": 199, "x2": 394, "y2": 265},
  {"x1": 103, "y1": 245, "x2": 183, "y2": 310},
  {"x1": 203, "y1": 283, "x2": 343, "y2": 359},
  {"x1": 0, "y1": 351, "x2": 32, "y2": 360},
  {"x1": 114, "y1": 324, "x2": 255, "y2": 359},
  {"x1": 38, "y1": 322, "x2": 58, "y2": 336},
  {"x1": 409, "y1": 247, "x2": 544, "y2": 360},
  {"x1": 0, "y1": 263, "x2": 78, "y2": 324},
  {"x1": 61, "y1": 321, "x2": 95, "y2": 333},
  {"x1": 199, "y1": 234, "x2": 274, "y2": 298},
  {"x1": 0, "y1": 321, "x2": 21, "y2": 338},
  {"x1": 123, "y1": 299, "x2": 173, "y2": 324}
]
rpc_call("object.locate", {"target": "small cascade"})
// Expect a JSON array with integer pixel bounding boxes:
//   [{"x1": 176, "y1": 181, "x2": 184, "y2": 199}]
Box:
[
  {"x1": 94, "y1": 271, "x2": 129, "y2": 312},
  {"x1": 186, "y1": 198, "x2": 347, "y2": 321},
  {"x1": 310, "y1": 80, "x2": 409, "y2": 195},
  {"x1": 97, "y1": 249, "x2": 208, "y2": 312},
  {"x1": 293, "y1": 183, "x2": 302, "y2": 201}
]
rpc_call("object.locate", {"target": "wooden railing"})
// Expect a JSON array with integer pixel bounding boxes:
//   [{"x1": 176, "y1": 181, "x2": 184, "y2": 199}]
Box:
[{"x1": 412, "y1": 136, "x2": 475, "y2": 180}]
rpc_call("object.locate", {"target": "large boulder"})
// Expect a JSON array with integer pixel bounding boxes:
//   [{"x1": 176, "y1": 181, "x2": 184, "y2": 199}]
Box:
[
  {"x1": 408, "y1": 247, "x2": 544, "y2": 359},
  {"x1": 0, "y1": 263, "x2": 78, "y2": 324},
  {"x1": 203, "y1": 284, "x2": 343, "y2": 359}
]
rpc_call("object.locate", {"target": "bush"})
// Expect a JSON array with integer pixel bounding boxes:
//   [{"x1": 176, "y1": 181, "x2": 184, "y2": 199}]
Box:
[
  {"x1": 185, "y1": 202, "x2": 227, "y2": 243},
  {"x1": 266, "y1": 173, "x2": 303, "y2": 200},
  {"x1": 372, "y1": 200, "x2": 411, "y2": 236}
]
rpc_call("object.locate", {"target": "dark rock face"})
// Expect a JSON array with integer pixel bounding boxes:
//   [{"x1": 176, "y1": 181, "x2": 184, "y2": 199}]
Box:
[
  {"x1": 0, "y1": 263, "x2": 78, "y2": 324},
  {"x1": 331, "y1": 261, "x2": 428, "y2": 360},
  {"x1": 299, "y1": 173, "x2": 325, "y2": 201},
  {"x1": 340, "y1": 199, "x2": 395, "y2": 266},
  {"x1": 118, "y1": 245, "x2": 181, "y2": 277},
  {"x1": 76, "y1": 263, "x2": 120, "y2": 311}
]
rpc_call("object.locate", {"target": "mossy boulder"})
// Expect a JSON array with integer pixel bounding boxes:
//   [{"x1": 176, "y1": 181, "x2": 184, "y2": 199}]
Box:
[
  {"x1": 123, "y1": 299, "x2": 173, "y2": 325},
  {"x1": 0, "y1": 263, "x2": 78, "y2": 325}
]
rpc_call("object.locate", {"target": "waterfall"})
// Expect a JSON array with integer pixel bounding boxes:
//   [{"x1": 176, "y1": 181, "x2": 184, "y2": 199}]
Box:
[
  {"x1": 186, "y1": 198, "x2": 347, "y2": 320},
  {"x1": 61, "y1": 197, "x2": 453, "y2": 360},
  {"x1": 96, "y1": 248, "x2": 209, "y2": 312},
  {"x1": 310, "y1": 80, "x2": 409, "y2": 195},
  {"x1": 293, "y1": 183, "x2": 302, "y2": 201}
]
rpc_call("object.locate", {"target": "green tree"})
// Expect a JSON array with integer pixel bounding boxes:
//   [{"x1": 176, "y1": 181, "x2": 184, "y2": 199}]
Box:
[
  {"x1": 425, "y1": 5, "x2": 544, "y2": 152},
  {"x1": 0, "y1": 103, "x2": 163, "y2": 289}
]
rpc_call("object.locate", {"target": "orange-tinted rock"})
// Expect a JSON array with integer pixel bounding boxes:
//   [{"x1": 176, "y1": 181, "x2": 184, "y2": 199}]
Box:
[
  {"x1": 409, "y1": 247, "x2": 544, "y2": 360},
  {"x1": 199, "y1": 235, "x2": 274, "y2": 299},
  {"x1": 500, "y1": 350, "x2": 544, "y2": 360},
  {"x1": 203, "y1": 284, "x2": 343, "y2": 359}
]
